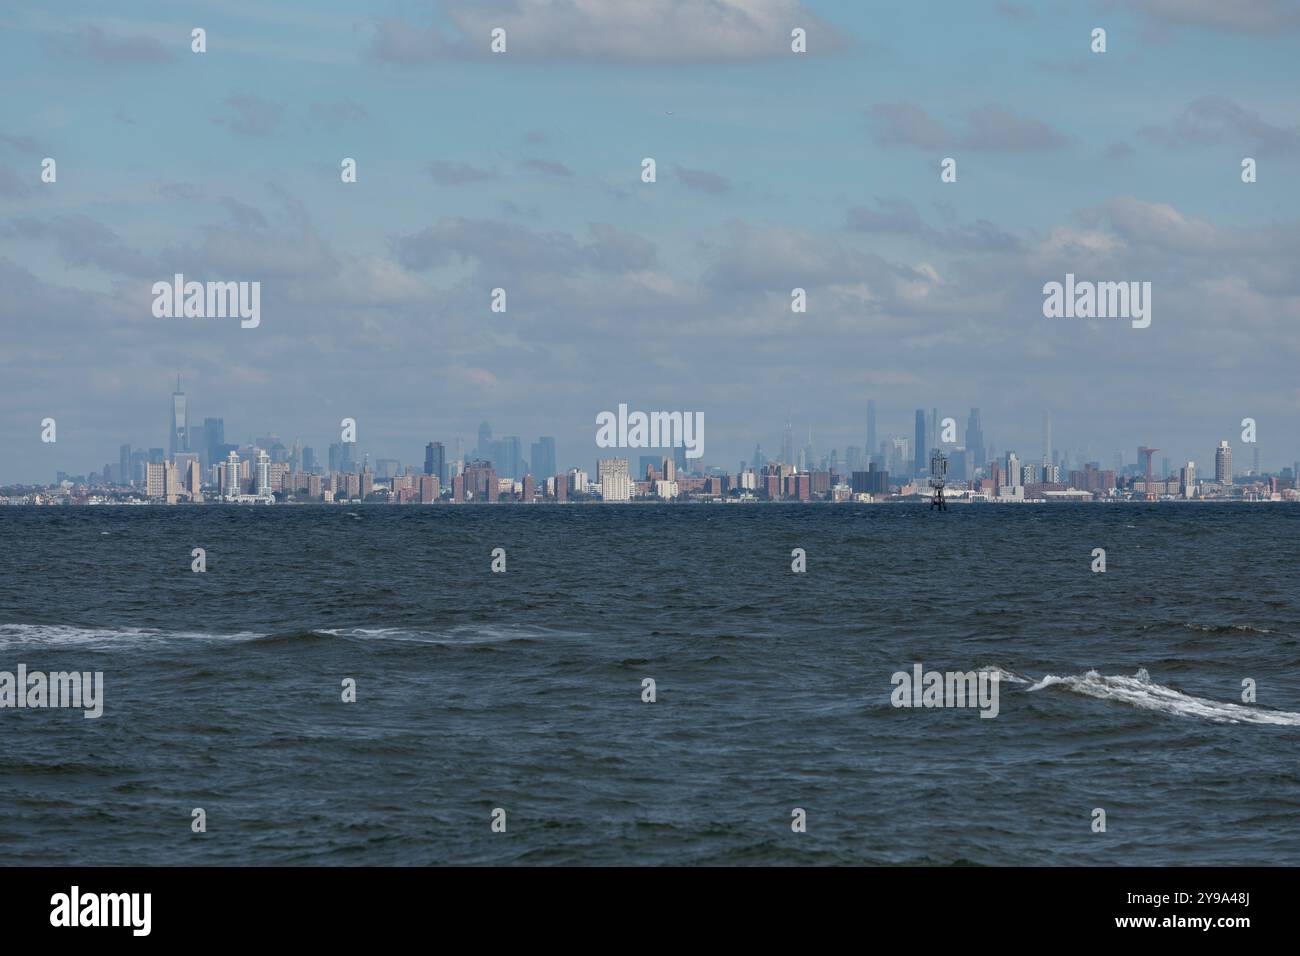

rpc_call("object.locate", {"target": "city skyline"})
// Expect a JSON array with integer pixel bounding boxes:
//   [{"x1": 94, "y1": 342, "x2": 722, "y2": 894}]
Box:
[{"x1": 9, "y1": 376, "x2": 1294, "y2": 494}]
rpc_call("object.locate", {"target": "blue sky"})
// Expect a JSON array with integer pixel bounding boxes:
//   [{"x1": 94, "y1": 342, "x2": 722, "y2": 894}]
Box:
[{"x1": 2, "y1": 0, "x2": 1299, "y2": 481}]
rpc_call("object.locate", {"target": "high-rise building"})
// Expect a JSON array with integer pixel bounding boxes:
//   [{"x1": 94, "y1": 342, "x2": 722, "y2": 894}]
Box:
[
  {"x1": 1041, "y1": 410, "x2": 1051, "y2": 467},
  {"x1": 224, "y1": 451, "x2": 241, "y2": 500},
  {"x1": 781, "y1": 415, "x2": 794, "y2": 467},
  {"x1": 866, "y1": 400, "x2": 877, "y2": 463},
  {"x1": 476, "y1": 421, "x2": 493, "y2": 459},
  {"x1": 966, "y1": 408, "x2": 985, "y2": 469},
  {"x1": 119, "y1": 444, "x2": 132, "y2": 487},
  {"x1": 203, "y1": 418, "x2": 224, "y2": 472},
  {"x1": 424, "y1": 441, "x2": 446, "y2": 483},
  {"x1": 1215, "y1": 441, "x2": 1232, "y2": 485},
  {"x1": 170, "y1": 375, "x2": 188, "y2": 457},
  {"x1": 145, "y1": 462, "x2": 166, "y2": 499},
  {"x1": 498, "y1": 436, "x2": 523, "y2": 479},
  {"x1": 597, "y1": 458, "x2": 631, "y2": 502},
  {"x1": 531, "y1": 437, "x2": 556, "y2": 481},
  {"x1": 914, "y1": 409, "x2": 927, "y2": 476},
  {"x1": 256, "y1": 451, "x2": 271, "y2": 498}
]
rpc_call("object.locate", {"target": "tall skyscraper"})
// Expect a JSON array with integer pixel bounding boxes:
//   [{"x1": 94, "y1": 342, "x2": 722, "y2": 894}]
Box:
[
  {"x1": 866, "y1": 400, "x2": 877, "y2": 462},
  {"x1": 476, "y1": 421, "x2": 493, "y2": 459},
  {"x1": 119, "y1": 444, "x2": 131, "y2": 487},
  {"x1": 1215, "y1": 441, "x2": 1233, "y2": 485},
  {"x1": 966, "y1": 408, "x2": 985, "y2": 469},
  {"x1": 498, "y1": 436, "x2": 523, "y2": 479},
  {"x1": 914, "y1": 409, "x2": 927, "y2": 476},
  {"x1": 256, "y1": 450, "x2": 271, "y2": 498},
  {"x1": 531, "y1": 437, "x2": 556, "y2": 480},
  {"x1": 170, "y1": 375, "x2": 188, "y2": 457},
  {"x1": 1041, "y1": 410, "x2": 1051, "y2": 467},
  {"x1": 224, "y1": 450, "x2": 241, "y2": 499},
  {"x1": 203, "y1": 418, "x2": 225, "y2": 472},
  {"x1": 424, "y1": 441, "x2": 446, "y2": 483},
  {"x1": 781, "y1": 415, "x2": 794, "y2": 467}
]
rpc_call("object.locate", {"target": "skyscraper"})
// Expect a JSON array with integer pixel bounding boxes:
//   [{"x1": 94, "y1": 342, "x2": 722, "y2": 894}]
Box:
[
  {"x1": 256, "y1": 450, "x2": 271, "y2": 498},
  {"x1": 170, "y1": 375, "x2": 188, "y2": 457},
  {"x1": 1215, "y1": 441, "x2": 1233, "y2": 485},
  {"x1": 203, "y1": 418, "x2": 225, "y2": 472},
  {"x1": 866, "y1": 399, "x2": 877, "y2": 463},
  {"x1": 487, "y1": 436, "x2": 519, "y2": 479},
  {"x1": 597, "y1": 458, "x2": 631, "y2": 501},
  {"x1": 224, "y1": 450, "x2": 241, "y2": 499},
  {"x1": 119, "y1": 444, "x2": 131, "y2": 487},
  {"x1": 914, "y1": 409, "x2": 927, "y2": 476},
  {"x1": 781, "y1": 415, "x2": 794, "y2": 467},
  {"x1": 531, "y1": 437, "x2": 556, "y2": 480},
  {"x1": 424, "y1": 441, "x2": 446, "y2": 483},
  {"x1": 476, "y1": 421, "x2": 493, "y2": 459},
  {"x1": 1041, "y1": 410, "x2": 1051, "y2": 467},
  {"x1": 966, "y1": 408, "x2": 985, "y2": 469}
]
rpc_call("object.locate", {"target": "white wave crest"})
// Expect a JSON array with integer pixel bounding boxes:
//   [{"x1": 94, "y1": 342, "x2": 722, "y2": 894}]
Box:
[
  {"x1": 0, "y1": 623, "x2": 263, "y2": 648},
  {"x1": 1027, "y1": 668, "x2": 1300, "y2": 726}
]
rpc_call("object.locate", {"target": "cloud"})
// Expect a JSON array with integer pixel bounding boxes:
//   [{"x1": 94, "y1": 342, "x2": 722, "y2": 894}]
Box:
[
  {"x1": 370, "y1": 0, "x2": 846, "y2": 64},
  {"x1": 961, "y1": 106, "x2": 1069, "y2": 150},
  {"x1": 1123, "y1": 0, "x2": 1300, "y2": 33},
  {"x1": 673, "y1": 165, "x2": 732, "y2": 194},
  {"x1": 867, "y1": 102, "x2": 949, "y2": 149},
  {"x1": 0, "y1": 165, "x2": 30, "y2": 198},
  {"x1": 994, "y1": 3, "x2": 1036, "y2": 21},
  {"x1": 869, "y1": 102, "x2": 1069, "y2": 151},
  {"x1": 519, "y1": 157, "x2": 573, "y2": 178},
  {"x1": 846, "y1": 197, "x2": 1023, "y2": 252},
  {"x1": 220, "y1": 198, "x2": 269, "y2": 230},
  {"x1": 0, "y1": 134, "x2": 43, "y2": 155},
  {"x1": 1104, "y1": 141, "x2": 1136, "y2": 160},
  {"x1": 7, "y1": 215, "x2": 157, "y2": 276},
  {"x1": 1140, "y1": 96, "x2": 1300, "y2": 154},
  {"x1": 211, "y1": 94, "x2": 285, "y2": 139},
  {"x1": 392, "y1": 218, "x2": 656, "y2": 274},
  {"x1": 45, "y1": 25, "x2": 175, "y2": 65},
  {"x1": 868, "y1": 102, "x2": 1071, "y2": 151},
  {"x1": 427, "y1": 160, "x2": 499, "y2": 185},
  {"x1": 308, "y1": 100, "x2": 371, "y2": 128}
]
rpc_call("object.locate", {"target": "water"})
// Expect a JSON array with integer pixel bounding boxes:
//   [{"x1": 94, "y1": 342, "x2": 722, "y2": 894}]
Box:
[{"x1": 2, "y1": 503, "x2": 1298, "y2": 865}]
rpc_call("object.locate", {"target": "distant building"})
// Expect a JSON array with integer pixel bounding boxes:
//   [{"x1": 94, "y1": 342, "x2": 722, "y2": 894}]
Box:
[
  {"x1": 597, "y1": 458, "x2": 631, "y2": 502},
  {"x1": 531, "y1": 437, "x2": 557, "y2": 480},
  {"x1": 1215, "y1": 441, "x2": 1232, "y2": 485},
  {"x1": 170, "y1": 375, "x2": 188, "y2": 457}
]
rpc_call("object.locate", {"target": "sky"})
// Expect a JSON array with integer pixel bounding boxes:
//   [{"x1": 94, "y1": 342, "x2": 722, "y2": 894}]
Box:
[{"x1": 2, "y1": 0, "x2": 1299, "y2": 482}]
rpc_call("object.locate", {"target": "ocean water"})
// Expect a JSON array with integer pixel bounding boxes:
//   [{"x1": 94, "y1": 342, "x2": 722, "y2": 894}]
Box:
[{"x1": 1, "y1": 503, "x2": 1298, "y2": 865}]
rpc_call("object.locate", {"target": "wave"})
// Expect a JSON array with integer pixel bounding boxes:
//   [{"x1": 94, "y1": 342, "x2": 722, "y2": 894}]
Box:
[
  {"x1": 314, "y1": 624, "x2": 554, "y2": 646},
  {"x1": 1027, "y1": 668, "x2": 1300, "y2": 726},
  {"x1": 0, "y1": 622, "x2": 563, "y2": 649},
  {"x1": 0, "y1": 623, "x2": 262, "y2": 648}
]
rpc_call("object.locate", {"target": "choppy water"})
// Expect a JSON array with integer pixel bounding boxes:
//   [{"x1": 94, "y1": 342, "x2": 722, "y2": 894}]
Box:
[{"x1": 1, "y1": 503, "x2": 1298, "y2": 865}]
